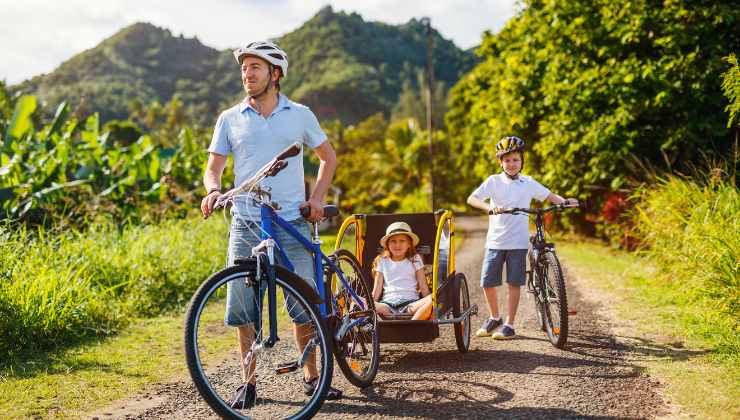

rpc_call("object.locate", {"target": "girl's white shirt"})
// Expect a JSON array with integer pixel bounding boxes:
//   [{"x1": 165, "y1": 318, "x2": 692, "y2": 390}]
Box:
[{"x1": 376, "y1": 254, "x2": 424, "y2": 302}]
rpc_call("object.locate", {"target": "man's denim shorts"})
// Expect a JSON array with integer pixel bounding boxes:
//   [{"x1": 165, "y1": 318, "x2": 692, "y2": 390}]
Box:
[
  {"x1": 480, "y1": 249, "x2": 527, "y2": 287},
  {"x1": 224, "y1": 216, "x2": 316, "y2": 326}
]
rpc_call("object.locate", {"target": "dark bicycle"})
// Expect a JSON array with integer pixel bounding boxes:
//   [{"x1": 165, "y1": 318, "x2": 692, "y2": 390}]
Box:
[
  {"x1": 493, "y1": 203, "x2": 579, "y2": 348},
  {"x1": 184, "y1": 143, "x2": 379, "y2": 419}
]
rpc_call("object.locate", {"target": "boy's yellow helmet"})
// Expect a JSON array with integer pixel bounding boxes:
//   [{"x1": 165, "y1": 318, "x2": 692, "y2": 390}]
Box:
[{"x1": 495, "y1": 136, "x2": 525, "y2": 159}]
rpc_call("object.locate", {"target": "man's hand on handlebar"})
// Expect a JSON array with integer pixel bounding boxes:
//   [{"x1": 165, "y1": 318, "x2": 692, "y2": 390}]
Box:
[
  {"x1": 563, "y1": 198, "x2": 579, "y2": 207},
  {"x1": 201, "y1": 190, "x2": 222, "y2": 219},
  {"x1": 300, "y1": 198, "x2": 325, "y2": 222}
]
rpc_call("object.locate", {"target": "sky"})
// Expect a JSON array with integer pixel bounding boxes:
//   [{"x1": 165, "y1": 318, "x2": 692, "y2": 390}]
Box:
[{"x1": 0, "y1": 0, "x2": 519, "y2": 85}]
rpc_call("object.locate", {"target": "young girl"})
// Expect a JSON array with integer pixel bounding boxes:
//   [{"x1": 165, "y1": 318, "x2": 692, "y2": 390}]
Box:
[{"x1": 372, "y1": 221, "x2": 433, "y2": 320}]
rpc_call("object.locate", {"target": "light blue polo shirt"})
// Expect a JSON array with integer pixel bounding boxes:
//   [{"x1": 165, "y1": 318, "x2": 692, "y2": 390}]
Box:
[{"x1": 208, "y1": 93, "x2": 327, "y2": 221}]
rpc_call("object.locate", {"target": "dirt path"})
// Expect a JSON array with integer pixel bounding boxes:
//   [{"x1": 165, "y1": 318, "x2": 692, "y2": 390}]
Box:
[{"x1": 90, "y1": 216, "x2": 671, "y2": 419}]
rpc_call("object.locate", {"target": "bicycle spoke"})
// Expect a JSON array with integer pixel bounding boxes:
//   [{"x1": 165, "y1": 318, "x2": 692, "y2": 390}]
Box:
[{"x1": 185, "y1": 266, "x2": 333, "y2": 419}]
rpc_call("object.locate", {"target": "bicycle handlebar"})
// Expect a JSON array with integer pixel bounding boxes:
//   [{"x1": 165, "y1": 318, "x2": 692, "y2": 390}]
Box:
[
  {"x1": 489, "y1": 202, "x2": 581, "y2": 216},
  {"x1": 215, "y1": 142, "x2": 302, "y2": 209},
  {"x1": 230, "y1": 142, "x2": 302, "y2": 193}
]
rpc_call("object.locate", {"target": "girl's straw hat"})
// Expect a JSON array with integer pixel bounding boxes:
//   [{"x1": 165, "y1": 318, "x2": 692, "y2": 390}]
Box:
[{"x1": 379, "y1": 221, "x2": 420, "y2": 248}]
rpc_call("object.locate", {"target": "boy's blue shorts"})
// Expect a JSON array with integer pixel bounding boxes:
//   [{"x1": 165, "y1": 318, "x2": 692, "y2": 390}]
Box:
[{"x1": 480, "y1": 249, "x2": 527, "y2": 287}]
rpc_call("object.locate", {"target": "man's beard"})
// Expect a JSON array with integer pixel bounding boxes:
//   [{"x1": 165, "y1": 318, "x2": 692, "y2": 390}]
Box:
[{"x1": 244, "y1": 77, "x2": 272, "y2": 97}]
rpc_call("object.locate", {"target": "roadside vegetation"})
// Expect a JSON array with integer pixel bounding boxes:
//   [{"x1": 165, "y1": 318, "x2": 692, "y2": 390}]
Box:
[{"x1": 0, "y1": 1, "x2": 738, "y2": 417}]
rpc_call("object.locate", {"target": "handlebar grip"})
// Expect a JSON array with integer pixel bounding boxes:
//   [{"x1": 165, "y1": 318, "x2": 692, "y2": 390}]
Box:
[
  {"x1": 275, "y1": 142, "x2": 302, "y2": 161},
  {"x1": 300, "y1": 206, "x2": 311, "y2": 219}
]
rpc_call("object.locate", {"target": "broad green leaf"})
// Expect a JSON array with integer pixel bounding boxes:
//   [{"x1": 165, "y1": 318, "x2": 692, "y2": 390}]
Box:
[{"x1": 5, "y1": 95, "x2": 37, "y2": 141}]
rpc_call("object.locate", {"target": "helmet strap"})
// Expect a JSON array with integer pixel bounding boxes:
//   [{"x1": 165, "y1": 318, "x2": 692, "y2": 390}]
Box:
[{"x1": 251, "y1": 68, "x2": 273, "y2": 100}]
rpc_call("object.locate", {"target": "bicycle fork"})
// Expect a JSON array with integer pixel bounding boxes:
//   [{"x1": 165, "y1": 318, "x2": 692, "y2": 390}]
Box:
[{"x1": 253, "y1": 239, "x2": 280, "y2": 349}]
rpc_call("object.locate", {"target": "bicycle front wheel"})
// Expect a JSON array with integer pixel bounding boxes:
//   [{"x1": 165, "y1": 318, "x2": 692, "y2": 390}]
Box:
[
  {"x1": 539, "y1": 251, "x2": 568, "y2": 348},
  {"x1": 184, "y1": 261, "x2": 333, "y2": 419},
  {"x1": 330, "y1": 249, "x2": 379, "y2": 388}
]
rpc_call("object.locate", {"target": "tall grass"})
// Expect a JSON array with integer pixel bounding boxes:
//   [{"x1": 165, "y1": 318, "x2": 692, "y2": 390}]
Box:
[
  {"x1": 0, "y1": 215, "x2": 228, "y2": 360},
  {"x1": 631, "y1": 168, "x2": 739, "y2": 356}
]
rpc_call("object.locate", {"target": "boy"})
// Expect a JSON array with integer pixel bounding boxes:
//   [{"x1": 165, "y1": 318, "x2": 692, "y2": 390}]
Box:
[{"x1": 467, "y1": 136, "x2": 577, "y2": 339}]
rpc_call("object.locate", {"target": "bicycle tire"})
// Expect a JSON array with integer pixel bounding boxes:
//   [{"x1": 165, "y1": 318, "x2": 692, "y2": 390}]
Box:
[
  {"x1": 527, "y1": 250, "x2": 547, "y2": 332},
  {"x1": 329, "y1": 249, "x2": 380, "y2": 388},
  {"x1": 540, "y1": 251, "x2": 568, "y2": 348},
  {"x1": 184, "y1": 262, "x2": 333, "y2": 419},
  {"x1": 452, "y1": 273, "x2": 472, "y2": 353}
]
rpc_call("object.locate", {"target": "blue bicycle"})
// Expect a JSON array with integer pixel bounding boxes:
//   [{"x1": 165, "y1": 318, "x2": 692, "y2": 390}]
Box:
[{"x1": 184, "y1": 143, "x2": 379, "y2": 419}]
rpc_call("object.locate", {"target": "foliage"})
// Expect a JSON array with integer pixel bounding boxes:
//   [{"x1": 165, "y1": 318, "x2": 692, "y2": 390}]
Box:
[
  {"x1": 0, "y1": 84, "x2": 231, "y2": 226},
  {"x1": 445, "y1": 0, "x2": 739, "y2": 230},
  {"x1": 722, "y1": 54, "x2": 740, "y2": 129},
  {"x1": 631, "y1": 165, "x2": 739, "y2": 355},
  {"x1": 14, "y1": 23, "x2": 240, "y2": 127},
  {"x1": 13, "y1": 9, "x2": 474, "y2": 126},
  {"x1": 391, "y1": 68, "x2": 449, "y2": 130},
  {"x1": 327, "y1": 114, "x2": 440, "y2": 213},
  {"x1": 0, "y1": 216, "x2": 228, "y2": 359},
  {"x1": 279, "y1": 6, "x2": 474, "y2": 124}
]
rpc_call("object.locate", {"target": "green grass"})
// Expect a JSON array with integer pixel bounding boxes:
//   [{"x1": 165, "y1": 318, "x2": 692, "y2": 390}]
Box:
[
  {"x1": 0, "y1": 304, "x2": 239, "y2": 419},
  {"x1": 558, "y1": 239, "x2": 740, "y2": 420},
  {"x1": 0, "y1": 215, "x2": 230, "y2": 360},
  {"x1": 0, "y1": 221, "x2": 342, "y2": 418},
  {"x1": 630, "y1": 174, "x2": 739, "y2": 356}
]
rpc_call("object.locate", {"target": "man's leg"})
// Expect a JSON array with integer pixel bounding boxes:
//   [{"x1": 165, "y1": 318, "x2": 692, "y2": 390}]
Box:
[
  {"x1": 237, "y1": 325, "x2": 257, "y2": 383},
  {"x1": 293, "y1": 322, "x2": 318, "y2": 380},
  {"x1": 226, "y1": 217, "x2": 262, "y2": 384}
]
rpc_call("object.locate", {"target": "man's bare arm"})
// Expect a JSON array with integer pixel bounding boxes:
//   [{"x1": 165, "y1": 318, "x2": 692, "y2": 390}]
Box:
[
  {"x1": 302, "y1": 141, "x2": 337, "y2": 221},
  {"x1": 201, "y1": 153, "x2": 228, "y2": 218}
]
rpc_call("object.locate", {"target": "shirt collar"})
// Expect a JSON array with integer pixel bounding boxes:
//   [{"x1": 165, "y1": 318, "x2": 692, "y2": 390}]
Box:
[
  {"x1": 500, "y1": 172, "x2": 524, "y2": 184},
  {"x1": 239, "y1": 93, "x2": 292, "y2": 115}
]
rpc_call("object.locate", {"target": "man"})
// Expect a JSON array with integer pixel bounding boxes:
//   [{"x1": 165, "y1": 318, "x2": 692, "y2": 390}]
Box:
[{"x1": 200, "y1": 40, "x2": 340, "y2": 408}]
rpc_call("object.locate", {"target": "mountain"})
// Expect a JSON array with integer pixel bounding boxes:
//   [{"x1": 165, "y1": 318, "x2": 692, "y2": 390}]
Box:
[{"x1": 13, "y1": 6, "x2": 475, "y2": 126}]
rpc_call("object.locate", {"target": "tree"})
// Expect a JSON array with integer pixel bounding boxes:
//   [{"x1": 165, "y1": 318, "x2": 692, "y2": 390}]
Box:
[{"x1": 446, "y1": 0, "x2": 740, "y2": 230}]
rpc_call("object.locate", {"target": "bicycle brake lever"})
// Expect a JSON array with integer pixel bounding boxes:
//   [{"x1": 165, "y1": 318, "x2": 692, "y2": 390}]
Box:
[{"x1": 265, "y1": 159, "x2": 288, "y2": 176}]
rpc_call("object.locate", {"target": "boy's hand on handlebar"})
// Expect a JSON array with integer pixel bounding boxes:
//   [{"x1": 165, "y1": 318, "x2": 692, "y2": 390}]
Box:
[
  {"x1": 300, "y1": 198, "x2": 324, "y2": 222},
  {"x1": 564, "y1": 198, "x2": 579, "y2": 207},
  {"x1": 201, "y1": 191, "x2": 222, "y2": 219}
]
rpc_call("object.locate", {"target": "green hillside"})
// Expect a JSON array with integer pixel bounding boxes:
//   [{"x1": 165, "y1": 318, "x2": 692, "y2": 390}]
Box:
[{"x1": 13, "y1": 6, "x2": 474, "y2": 126}]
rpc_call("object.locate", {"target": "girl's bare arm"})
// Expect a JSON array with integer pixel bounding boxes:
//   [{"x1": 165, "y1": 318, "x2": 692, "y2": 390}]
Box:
[
  {"x1": 416, "y1": 269, "x2": 431, "y2": 297},
  {"x1": 372, "y1": 271, "x2": 384, "y2": 302}
]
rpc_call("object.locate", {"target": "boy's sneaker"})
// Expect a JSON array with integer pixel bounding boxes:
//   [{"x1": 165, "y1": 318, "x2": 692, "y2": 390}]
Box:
[
  {"x1": 492, "y1": 325, "x2": 516, "y2": 340},
  {"x1": 475, "y1": 317, "x2": 503, "y2": 337}
]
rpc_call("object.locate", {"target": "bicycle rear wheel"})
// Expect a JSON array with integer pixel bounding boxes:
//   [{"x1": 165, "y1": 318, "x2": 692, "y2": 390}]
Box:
[
  {"x1": 329, "y1": 249, "x2": 379, "y2": 388},
  {"x1": 184, "y1": 261, "x2": 333, "y2": 419},
  {"x1": 539, "y1": 251, "x2": 568, "y2": 348}
]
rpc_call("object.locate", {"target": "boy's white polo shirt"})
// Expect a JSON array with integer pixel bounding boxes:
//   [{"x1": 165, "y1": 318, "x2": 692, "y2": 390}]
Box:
[
  {"x1": 208, "y1": 93, "x2": 327, "y2": 221},
  {"x1": 471, "y1": 173, "x2": 550, "y2": 250}
]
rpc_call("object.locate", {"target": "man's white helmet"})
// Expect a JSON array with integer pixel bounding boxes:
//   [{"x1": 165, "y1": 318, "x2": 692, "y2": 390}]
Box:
[{"x1": 233, "y1": 41, "x2": 289, "y2": 78}]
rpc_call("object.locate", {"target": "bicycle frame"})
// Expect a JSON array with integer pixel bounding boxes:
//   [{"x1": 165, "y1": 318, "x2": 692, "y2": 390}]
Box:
[{"x1": 256, "y1": 204, "x2": 366, "y2": 346}]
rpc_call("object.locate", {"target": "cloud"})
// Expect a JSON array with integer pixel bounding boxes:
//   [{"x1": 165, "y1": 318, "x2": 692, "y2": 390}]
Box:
[{"x1": 0, "y1": 0, "x2": 517, "y2": 84}]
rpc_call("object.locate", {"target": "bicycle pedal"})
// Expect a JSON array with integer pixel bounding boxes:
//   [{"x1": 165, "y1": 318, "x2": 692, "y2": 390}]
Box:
[{"x1": 275, "y1": 361, "x2": 299, "y2": 374}]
